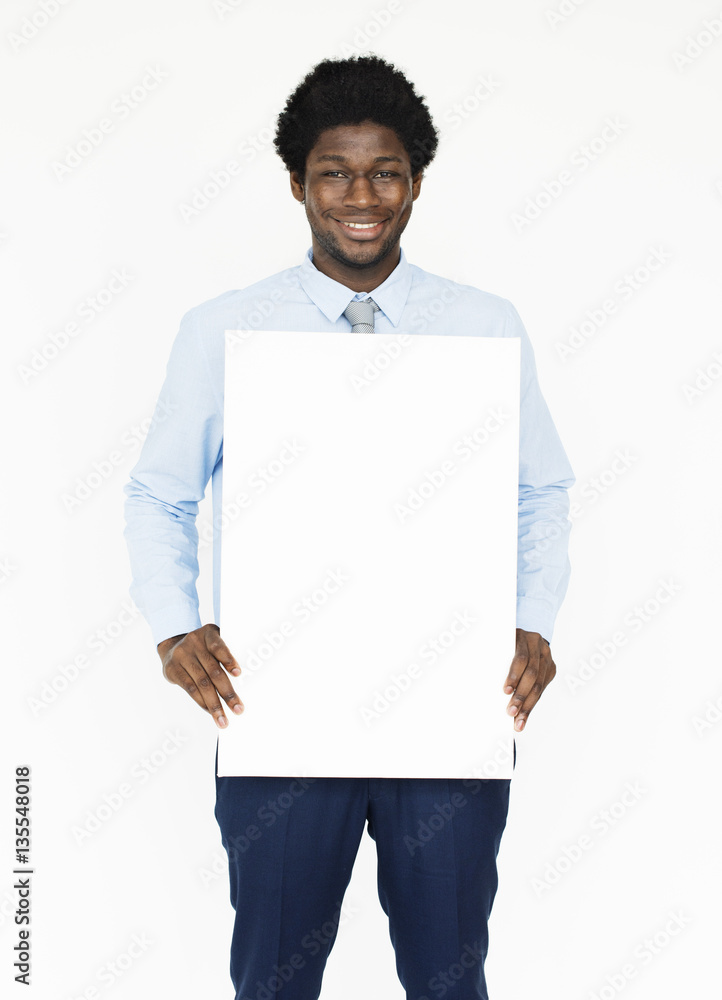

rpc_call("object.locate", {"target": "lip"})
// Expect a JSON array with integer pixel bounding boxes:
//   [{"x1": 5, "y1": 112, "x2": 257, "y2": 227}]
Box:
[{"x1": 332, "y1": 217, "x2": 388, "y2": 240}]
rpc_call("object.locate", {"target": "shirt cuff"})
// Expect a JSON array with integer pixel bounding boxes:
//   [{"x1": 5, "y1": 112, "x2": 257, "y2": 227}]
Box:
[
  {"x1": 147, "y1": 606, "x2": 203, "y2": 648},
  {"x1": 516, "y1": 598, "x2": 556, "y2": 646}
]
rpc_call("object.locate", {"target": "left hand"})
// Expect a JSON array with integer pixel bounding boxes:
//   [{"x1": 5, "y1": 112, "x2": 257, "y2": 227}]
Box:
[{"x1": 502, "y1": 628, "x2": 556, "y2": 732}]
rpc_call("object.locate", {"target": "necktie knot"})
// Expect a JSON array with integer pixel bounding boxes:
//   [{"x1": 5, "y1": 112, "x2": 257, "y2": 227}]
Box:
[{"x1": 343, "y1": 296, "x2": 379, "y2": 334}]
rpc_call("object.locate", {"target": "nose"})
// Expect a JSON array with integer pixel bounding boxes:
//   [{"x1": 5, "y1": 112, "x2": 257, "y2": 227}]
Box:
[{"x1": 343, "y1": 174, "x2": 380, "y2": 208}]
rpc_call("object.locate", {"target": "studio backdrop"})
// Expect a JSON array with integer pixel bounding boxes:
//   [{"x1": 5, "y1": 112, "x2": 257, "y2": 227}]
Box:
[{"x1": 3, "y1": 2, "x2": 720, "y2": 998}]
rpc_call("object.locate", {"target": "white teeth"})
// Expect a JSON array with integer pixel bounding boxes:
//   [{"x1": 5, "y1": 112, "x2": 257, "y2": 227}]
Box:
[{"x1": 343, "y1": 221, "x2": 380, "y2": 229}]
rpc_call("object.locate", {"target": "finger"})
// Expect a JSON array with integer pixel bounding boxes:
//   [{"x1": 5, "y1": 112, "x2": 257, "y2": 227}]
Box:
[
  {"x1": 506, "y1": 647, "x2": 542, "y2": 720},
  {"x1": 165, "y1": 661, "x2": 222, "y2": 718},
  {"x1": 503, "y1": 630, "x2": 530, "y2": 693},
  {"x1": 194, "y1": 645, "x2": 244, "y2": 716},
  {"x1": 503, "y1": 646, "x2": 529, "y2": 695},
  {"x1": 204, "y1": 630, "x2": 242, "y2": 678},
  {"x1": 510, "y1": 665, "x2": 548, "y2": 731},
  {"x1": 512, "y1": 653, "x2": 556, "y2": 732},
  {"x1": 180, "y1": 655, "x2": 239, "y2": 727}
]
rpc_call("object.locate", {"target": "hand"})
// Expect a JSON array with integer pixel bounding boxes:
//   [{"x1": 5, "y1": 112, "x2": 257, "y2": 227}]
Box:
[
  {"x1": 502, "y1": 628, "x2": 556, "y2": 732},
  {"x1": 157, "y1": 624, "x2": 244, "y2": 729}
]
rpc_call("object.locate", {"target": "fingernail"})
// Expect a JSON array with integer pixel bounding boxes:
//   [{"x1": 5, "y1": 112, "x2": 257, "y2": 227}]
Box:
[
  {"x1": 231, "y1": 668, "x2": 241, "y2": 676},
  {"x1": 508, "y1": 705, "x2": 518, "y2": 716},
  {"x1": 233, "y1": 703, "x2": 244, "y2": 714},
  {"x1": 217, "y1": 715, "x2": 228, "y2": 728},
  {"x1": 503, "y1": 685, "x2": 513, "y2": 694},
  {"x1": 515, "y1": 718, "x2": 524, "y2": 731}
]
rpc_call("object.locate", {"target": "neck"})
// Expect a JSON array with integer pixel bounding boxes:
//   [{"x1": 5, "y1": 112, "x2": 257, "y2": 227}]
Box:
[{"x1": 310, "y1": 241, "x2": 400, "y2": 292}]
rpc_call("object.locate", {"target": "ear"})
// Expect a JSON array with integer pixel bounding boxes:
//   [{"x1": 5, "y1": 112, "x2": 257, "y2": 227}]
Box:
[
  {"x1": 411, "y1": 170, "x2": 423, "y2": 201},
  {"x1": 290, "y1": 170, "x2": 305, "y2": 203}
]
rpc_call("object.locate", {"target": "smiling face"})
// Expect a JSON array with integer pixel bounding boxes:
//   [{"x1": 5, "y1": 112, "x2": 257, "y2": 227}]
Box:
[{"x1": 290, "y1": 120, "x2": 423, "y2": 291}]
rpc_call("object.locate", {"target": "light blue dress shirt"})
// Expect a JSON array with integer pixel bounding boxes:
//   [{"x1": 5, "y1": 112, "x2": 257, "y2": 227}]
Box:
[{"x1": 123, "y1": 247, "x2": 575, "y2": 648}]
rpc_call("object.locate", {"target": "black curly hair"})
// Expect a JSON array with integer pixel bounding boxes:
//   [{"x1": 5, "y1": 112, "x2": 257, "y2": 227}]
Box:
[{"x1": 274, "y1": 54, "x2": 439, "y2": 182}]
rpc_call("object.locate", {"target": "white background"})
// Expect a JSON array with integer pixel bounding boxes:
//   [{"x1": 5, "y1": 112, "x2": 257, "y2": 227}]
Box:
[{"x1": 2, "y1": 1, "x2": 720, "y2": 998}]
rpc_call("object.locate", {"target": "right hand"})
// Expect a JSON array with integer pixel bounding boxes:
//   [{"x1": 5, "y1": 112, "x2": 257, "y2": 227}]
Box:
[{"x1": 157, "y1": 624, "x2": 244, "y2": 729}]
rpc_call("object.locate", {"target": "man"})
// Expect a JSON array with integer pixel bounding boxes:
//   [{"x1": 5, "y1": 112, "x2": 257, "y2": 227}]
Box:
[{"x1": 124, "y1": 55, "x2": 574, "y2": 1000}]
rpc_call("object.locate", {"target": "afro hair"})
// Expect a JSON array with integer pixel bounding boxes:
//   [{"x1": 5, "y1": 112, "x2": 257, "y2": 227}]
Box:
[{"x1": 274, "y1": 54, "x2": 439, "y2": 181}]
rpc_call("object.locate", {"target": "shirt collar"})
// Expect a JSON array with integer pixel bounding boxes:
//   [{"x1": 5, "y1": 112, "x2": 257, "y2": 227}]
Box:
[{"x1": 298, "y1": 246, "x2": 412, "y2": 327}]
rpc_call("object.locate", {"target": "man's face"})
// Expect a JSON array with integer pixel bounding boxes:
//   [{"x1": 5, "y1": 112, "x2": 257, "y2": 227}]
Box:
[{"x1": 290, "y1": 121, "x2": 422, "y2": 281}]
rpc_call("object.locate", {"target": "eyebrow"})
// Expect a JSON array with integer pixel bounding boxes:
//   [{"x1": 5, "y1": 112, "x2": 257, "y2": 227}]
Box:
[{"x1": 314, "y1": 154, "x2": 404, "y2": 164}]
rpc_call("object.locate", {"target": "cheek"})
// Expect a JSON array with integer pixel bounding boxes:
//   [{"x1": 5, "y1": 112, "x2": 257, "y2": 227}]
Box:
[
  {"x1": 308, "y1": 184, "x2": 334, "y2": 206},
  {"x1": 396, "y1": 198, "x2": 414, "y2": 221},
  {"x1": 394, "y1": 187, "x2": 415, "y2": 212},
  {"x1": 304, "y1": 195, "x2": 321, "y2": 217}
]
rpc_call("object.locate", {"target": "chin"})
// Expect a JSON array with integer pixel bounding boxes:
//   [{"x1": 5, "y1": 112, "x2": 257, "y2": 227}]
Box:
[
  {"x1": 311, "y1": 223, "x2": 399, "y2": 273},
  {"x1": 334, "y1": 240, "x2": 395, "y2": 271}
]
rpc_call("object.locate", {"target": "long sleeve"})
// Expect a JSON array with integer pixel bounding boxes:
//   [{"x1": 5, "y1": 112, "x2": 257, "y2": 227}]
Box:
[
  {"x1": 122, "y1": 252, "x2": 576, "y2": 650},
  {"x1": 123, "y1": 307, "x2": 223, "y2": 646},
  {"x1": 507, "y1": 302, "x2": 575, "y2": 644}
]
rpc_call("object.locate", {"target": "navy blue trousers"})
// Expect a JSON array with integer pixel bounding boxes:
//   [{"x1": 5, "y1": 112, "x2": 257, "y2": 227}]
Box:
[{"x1": 215, "y1": 743, "x2": 514, "y2": 1000}]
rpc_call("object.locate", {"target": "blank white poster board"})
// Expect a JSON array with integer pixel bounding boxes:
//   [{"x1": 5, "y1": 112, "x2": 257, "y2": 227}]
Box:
[{"x1": 217, "y1": 330, "x2": 520, "y2": 778}]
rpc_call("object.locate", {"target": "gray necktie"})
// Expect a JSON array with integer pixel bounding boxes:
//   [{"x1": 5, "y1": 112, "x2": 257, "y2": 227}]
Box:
[{"x1": 343, "y1": 297, "x2": 379, "y2": 334}]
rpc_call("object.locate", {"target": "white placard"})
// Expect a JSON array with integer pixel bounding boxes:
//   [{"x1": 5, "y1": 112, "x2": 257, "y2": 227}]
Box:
[{"x1": 218, "y1": 330, "x2": 520, "y2": 778}]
